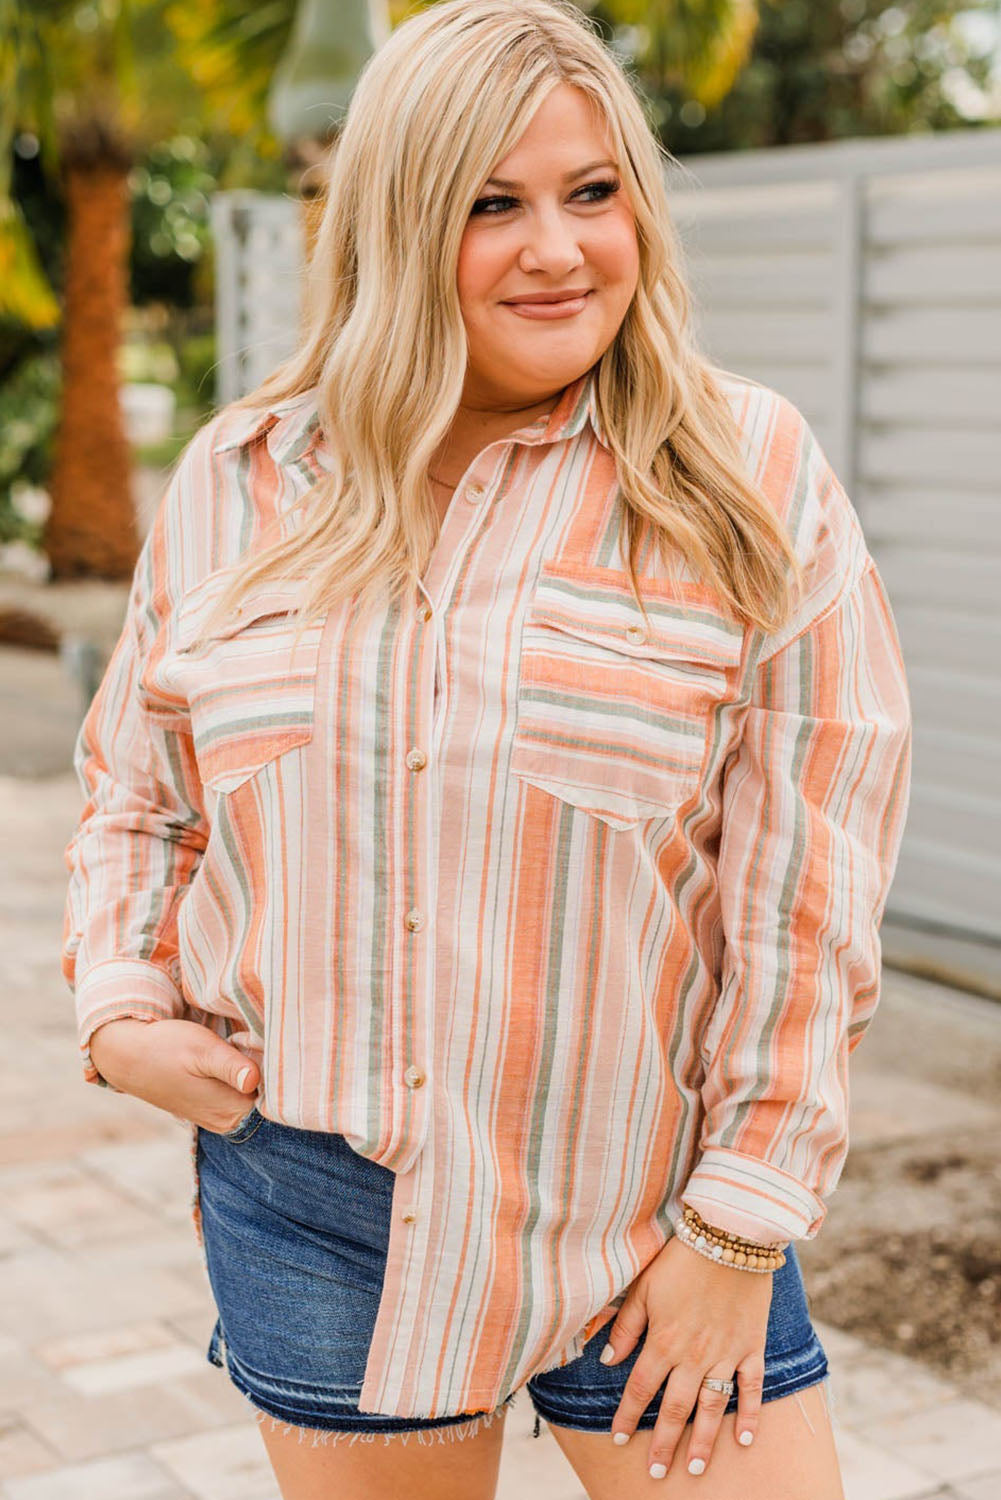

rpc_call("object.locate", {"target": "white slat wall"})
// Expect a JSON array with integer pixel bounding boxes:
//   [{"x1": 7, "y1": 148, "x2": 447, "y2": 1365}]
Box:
[
  {"x1": 212, "y1": 127, "x2": 1001, "y2": 982},
  {"x1": 666, "y1": 132, "x2": 1001, "y2": 980},
  {"x1": 209, "y1": 192, "x2": 305, "y2": 407}
]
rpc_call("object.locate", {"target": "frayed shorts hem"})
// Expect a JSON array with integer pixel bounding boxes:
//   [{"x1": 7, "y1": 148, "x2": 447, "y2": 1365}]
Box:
[
  {"x1": 247, "y1": 1396, "x2": 517, "y2": 1449},
  {"x1": 208, "y1": 1316, "x2": 518, "y2": 1444}
]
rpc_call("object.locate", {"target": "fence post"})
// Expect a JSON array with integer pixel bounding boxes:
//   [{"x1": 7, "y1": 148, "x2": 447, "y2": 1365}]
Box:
[{"x1": 831, "y1": 170, "x2": 864, "y2": 503}]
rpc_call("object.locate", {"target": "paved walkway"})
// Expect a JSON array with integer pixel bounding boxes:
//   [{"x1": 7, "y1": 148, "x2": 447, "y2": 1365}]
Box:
[{"x1": 2, "y1": 768, "x2": 1000, "y2": 1500}]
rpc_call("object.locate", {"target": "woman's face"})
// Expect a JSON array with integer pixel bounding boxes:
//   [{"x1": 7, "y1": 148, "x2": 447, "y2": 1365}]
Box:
[{"x1": 456, "y1": 83, "x2": 640, "y2": 414}]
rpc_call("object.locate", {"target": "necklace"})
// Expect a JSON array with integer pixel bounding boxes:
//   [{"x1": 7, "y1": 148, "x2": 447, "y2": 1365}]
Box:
[{"x1": 428, "y1": 470, "x2": 458, "y2": 489}]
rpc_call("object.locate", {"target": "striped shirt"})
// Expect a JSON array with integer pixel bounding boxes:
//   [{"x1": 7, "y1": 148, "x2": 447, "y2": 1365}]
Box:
[{"x1": 61, "y1": 365, "x2": 912, "y2": 1420}]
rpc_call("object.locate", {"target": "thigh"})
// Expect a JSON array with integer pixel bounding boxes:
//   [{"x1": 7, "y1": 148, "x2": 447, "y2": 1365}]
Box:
[
  {"x1": 257, "y1": 1405, "x2": 509, "y2": 1500},
  {"x1": 544, "y1": 1380, "x2": 843, "y2": 1499},
  {"x1": 197, "y1": 1115, "x2": 511, "y2": 1498}
]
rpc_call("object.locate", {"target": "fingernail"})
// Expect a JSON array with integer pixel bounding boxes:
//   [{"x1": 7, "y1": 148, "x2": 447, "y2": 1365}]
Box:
[
  {"x1": 688, "y1": 1457, "x2": 707, "y2": 1475},
  {"x1": 739, "y1": 1429, "x2": 754, "y2": 1446},
  {"x1": 649, "y1": 1462, "x2": 667, "y2": 1479},
  {"x1": 236, "y1": 1067, "x2": 250, "y2": 1091},
  {"x1": 599, "y1": 1343, "x2": 615, "y2": 1364},
  {"x1": 612, "y1": 1431, "x2": 629, "y2": 1445}
]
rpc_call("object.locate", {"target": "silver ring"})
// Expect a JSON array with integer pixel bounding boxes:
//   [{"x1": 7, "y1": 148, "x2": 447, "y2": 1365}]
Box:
[{"x1": 701, "y1": 1376, "x2": 735, "y2": 1396}]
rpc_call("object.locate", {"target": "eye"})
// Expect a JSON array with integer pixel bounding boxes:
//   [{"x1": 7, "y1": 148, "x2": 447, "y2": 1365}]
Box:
[{"x1": 470, "y1": 178, "x2": 620, "y2": 216}]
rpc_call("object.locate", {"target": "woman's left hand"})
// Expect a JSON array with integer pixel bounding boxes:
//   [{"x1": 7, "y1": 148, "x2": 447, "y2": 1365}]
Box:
[{"x1": 599, "y1": 1234, "x2": 772, "y2": 1478}]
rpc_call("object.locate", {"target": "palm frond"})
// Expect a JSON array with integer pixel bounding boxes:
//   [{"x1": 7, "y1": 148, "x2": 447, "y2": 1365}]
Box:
[{"x1": 0, "y1": 199, "x2": 60, "y2": 329}]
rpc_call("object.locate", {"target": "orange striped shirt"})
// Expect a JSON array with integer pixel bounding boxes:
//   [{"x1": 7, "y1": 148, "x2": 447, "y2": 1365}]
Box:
[{"x1": 61, "y1": 366, "x2": 911, "y2": 1419}]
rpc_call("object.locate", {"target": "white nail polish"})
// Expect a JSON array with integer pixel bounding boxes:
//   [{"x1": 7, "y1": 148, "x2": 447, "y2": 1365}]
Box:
[
  {"x1": 649, "y1": 1462, "x2": 667, "y2": 1479},
  {"x1": 738, "y1": 1429, "x2": 754, "y2": 1446},
  {"x1": 688, "y1": 1457, "x2": 706, "y2": 1475},
  {"x1": 236, "y1": 1067, "x2": 250, "y2": 1091},
  {"x1": 599, "y1": 1343, "x2": 615, "y2": 1364},
  {"x1": 612, "y1": 1431, "x2": 629, "y2": 1445}
]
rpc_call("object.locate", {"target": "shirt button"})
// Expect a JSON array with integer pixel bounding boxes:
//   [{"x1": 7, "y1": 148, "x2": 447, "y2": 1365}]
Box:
[
  {"x1": 626, "y1": 625, "x2": 647, "y2": 644},
  {"x1": 465, "y1": 482, "x2": 486, "y2": 503},
  {"x1": 417, "y1": 603, "x2": 433, "y2": 622},
  {"x1": 405, "y1": 748, "x2": 428, "y2": 771},
  {"x1": 402, "y1": 1211, "x2": 418, "y2": 1224},
  {"x1": 405, "y1": 909, "x2": 425, "y2": 931},
  {"x1": 403, "y1": 1065, "x2": 426, "y2": 1088}
]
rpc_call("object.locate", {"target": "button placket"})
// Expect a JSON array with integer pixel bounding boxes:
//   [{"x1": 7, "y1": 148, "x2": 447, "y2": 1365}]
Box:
[{"x1": 401, "y1": 592, "x2": 438, "y2": 1132}]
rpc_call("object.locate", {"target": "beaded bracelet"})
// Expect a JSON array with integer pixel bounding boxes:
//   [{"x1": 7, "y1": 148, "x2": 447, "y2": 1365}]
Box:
[{"x1": 673, "y1": 1205, "x2": 788, "y2": 1273}]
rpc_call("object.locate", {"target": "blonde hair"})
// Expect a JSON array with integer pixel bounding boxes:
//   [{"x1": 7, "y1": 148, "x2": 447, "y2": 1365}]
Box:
[{"x1": 199, "y1": 0, "x2": 800, "y2": 650}]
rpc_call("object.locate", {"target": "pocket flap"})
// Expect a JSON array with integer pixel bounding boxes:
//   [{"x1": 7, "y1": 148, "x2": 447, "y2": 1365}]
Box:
[
  {"x1": 527, "y1": 565, "x2": 745, "y2": 671},
  {"x1": 176, "y1": 578, "x2": 309, "y2": 653}
]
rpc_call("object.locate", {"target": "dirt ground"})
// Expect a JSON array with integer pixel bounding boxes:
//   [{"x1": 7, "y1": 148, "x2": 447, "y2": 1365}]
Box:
[{"x1": 797, "y1": 973, "x2": 1001, "y2": 1410}]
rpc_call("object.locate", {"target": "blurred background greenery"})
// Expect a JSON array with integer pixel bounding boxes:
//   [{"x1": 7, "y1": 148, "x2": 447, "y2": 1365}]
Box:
[{"x1": 1, "y1": 0, "x2": 998, "y2": 574}]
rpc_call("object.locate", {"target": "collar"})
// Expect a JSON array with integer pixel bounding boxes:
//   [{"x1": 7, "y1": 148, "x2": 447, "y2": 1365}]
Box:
[
  {"x1": 212, "y1": 364, "x2": 610, "y2": 470},
  {"x1": 213, "y1": 389, "x2": 323, "y2": 471},
  {"x1": 520, "y1": 364, "x2": 610, "y2": 451}
]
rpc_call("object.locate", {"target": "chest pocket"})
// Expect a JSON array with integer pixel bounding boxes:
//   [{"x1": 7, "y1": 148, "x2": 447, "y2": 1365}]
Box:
[
  {"x1": 510, "y1": 566, "x2": 745, "y2": 830},
  {"x1": 172, "y1": 580, "x2": 325, "y2": 795}
]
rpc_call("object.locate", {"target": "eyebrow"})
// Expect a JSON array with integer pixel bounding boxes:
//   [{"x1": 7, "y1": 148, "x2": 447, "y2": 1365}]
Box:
[{"x1": 484, "y1": 158, "x2": 618, "y2": 190}]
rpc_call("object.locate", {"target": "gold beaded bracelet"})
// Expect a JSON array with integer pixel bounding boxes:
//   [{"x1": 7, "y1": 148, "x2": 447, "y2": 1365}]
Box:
[{"x1": 673, "y1": 1205, "x2": 788, "y2": 1273}]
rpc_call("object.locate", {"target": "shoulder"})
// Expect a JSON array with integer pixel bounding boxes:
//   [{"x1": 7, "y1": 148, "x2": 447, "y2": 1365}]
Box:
[
  {"x1": 711, "y1": 367, "x2": 840, "y2": 529},
  {"x1": 710, "y1": 366, "x2": 872, "y2": 651},
  {"x1": 158, "y1": 389, "x2": 323, "y2": 533},
  {"x1": 139, "y1": 392, "x2": 320, "y2": 618},
  {"x1": 170, "y1": 387, "x2": 322, "y2": 474}
]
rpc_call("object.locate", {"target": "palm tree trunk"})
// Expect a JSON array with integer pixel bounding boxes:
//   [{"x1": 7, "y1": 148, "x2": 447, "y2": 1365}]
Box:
[{"x1": 45, "y1": 126, "x2": 139, "y2": 579}]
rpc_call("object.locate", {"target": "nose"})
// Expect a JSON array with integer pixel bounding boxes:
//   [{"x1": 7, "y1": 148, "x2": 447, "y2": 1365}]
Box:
[{"x1": 517, "y1": 202, "x2": 585, "y2": 276}]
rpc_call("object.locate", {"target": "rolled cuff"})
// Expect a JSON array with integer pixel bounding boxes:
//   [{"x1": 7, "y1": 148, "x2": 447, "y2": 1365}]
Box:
[
  {"x1": 76, "y1": 958, "x2": 186, "y2": 1090},
  {"x1": 680, "y1": 1146, "x2": 827, "y2": 1244}
]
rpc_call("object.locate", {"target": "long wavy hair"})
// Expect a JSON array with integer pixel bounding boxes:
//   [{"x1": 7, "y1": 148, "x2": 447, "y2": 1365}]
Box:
[{"x1": 197, "y1": 0, "x2": 800, "y2": 649}]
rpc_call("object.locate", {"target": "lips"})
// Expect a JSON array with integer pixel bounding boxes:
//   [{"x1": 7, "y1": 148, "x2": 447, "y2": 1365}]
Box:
[
  {"x1": 501, "y1": 290, "x2": 594, "y2": 321},
  {"x1": 503, "y1": 290, "x2": 593, "y2": 305}
]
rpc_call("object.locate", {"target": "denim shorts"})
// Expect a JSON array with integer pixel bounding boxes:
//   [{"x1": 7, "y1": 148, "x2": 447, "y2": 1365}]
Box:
[{"x1": 197, "y1": 1108, "x2": 830, "y2": 1444}]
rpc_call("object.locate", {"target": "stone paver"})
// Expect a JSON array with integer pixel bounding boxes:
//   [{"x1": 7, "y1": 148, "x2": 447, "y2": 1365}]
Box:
[
  {"x1": 849, "y1": 1398, "x2": 1001, "y2": 1490},
  {"x1": 3, "y1": 1451, "x2": 187, "y2": 1500},
  {"x1": 952, "y1": 1475, "x2": 1001, "y2": 1500},
  {"x1": 149, "y1": 1423, "x2": 281, "y2": 1500},
  {"x1": 3, "y1": 773, "x2": 1001, "y2": 1500}
]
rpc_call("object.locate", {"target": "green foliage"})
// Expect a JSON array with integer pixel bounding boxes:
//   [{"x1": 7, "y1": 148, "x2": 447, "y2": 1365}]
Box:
[
  {"x1": 174, "y1": 328, "x2": 218, "y2": 410},
  {"x1": 163, "y1": 0, "x2": 295, "y2": 166},
  {"x1": 598, "y1": 0, "x2": 761, "y2": 108},
  {"x1": 0, "y1": 198, "x2": 59, "y2": 329},
  {"x1": 620, "y1": 0, "x2": 1001, "y2": 151},
  {"x1": 0, "y1": 343, "x2": 60, "y2": 544},
  {"x1": 129, "y1": 134, "x2": 218, "y2": 307}
]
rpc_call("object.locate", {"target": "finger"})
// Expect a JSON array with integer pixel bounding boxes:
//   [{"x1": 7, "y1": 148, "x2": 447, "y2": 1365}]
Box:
[
  {"x1": 734, "y1": 1350, "x2": 765, "y2": 1448},
  {"x1": 684, "y1": 1365, "x2": 736, "y2": 1476},
  {"x1": 192, "y1": 1039, "x2": 260, "y2": 1095},
  {"x1": 646, "y1": 1365, "x2": 701, "y2": 1480},
  {"x1": 608, "y1": 1346, "x2": 672, "y2": 1446},
  {"x1": 599, "y1": 1297, "x2": 648, "y2": 1370}
]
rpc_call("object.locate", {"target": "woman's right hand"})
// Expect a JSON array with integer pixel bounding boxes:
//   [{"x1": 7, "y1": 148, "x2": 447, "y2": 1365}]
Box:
[{"x1": 88, "y1": 1017, "x2": 261, "y2": 1133}]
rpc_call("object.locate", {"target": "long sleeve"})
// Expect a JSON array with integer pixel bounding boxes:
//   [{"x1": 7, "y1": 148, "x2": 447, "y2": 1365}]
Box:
[
  {"x1": 682, "y1": 438, "x2": 912, "y2": 1246},
  {"x1": 61, "y1": 456, "x2": 212, "y2": 1090}
]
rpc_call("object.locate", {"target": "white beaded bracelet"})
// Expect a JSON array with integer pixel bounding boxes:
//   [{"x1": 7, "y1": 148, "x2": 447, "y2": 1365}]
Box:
[{"x1": 672, "y1": 1214, "x2": 787, "y2": 1273}]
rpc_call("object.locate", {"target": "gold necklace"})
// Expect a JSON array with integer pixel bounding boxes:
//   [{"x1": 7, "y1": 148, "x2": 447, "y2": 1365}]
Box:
[{"x1": 428, "y1": 471, "x2": 458, "y2": 488}]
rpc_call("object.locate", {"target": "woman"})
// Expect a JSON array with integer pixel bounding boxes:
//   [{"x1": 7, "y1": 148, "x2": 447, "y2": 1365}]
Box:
[{"x1": 62, "y1": 2, "x2": 912, "y2": 1497}]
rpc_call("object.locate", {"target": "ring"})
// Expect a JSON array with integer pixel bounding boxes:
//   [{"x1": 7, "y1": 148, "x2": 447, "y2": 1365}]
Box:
[{"x1": 701, "y1": 1376, "x2": 735, "y2": 1396}]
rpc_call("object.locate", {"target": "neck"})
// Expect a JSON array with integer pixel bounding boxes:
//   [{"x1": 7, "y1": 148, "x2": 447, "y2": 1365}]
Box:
[{"x1": 429, "y1": 387, "x2": 565, "y2": 488}]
